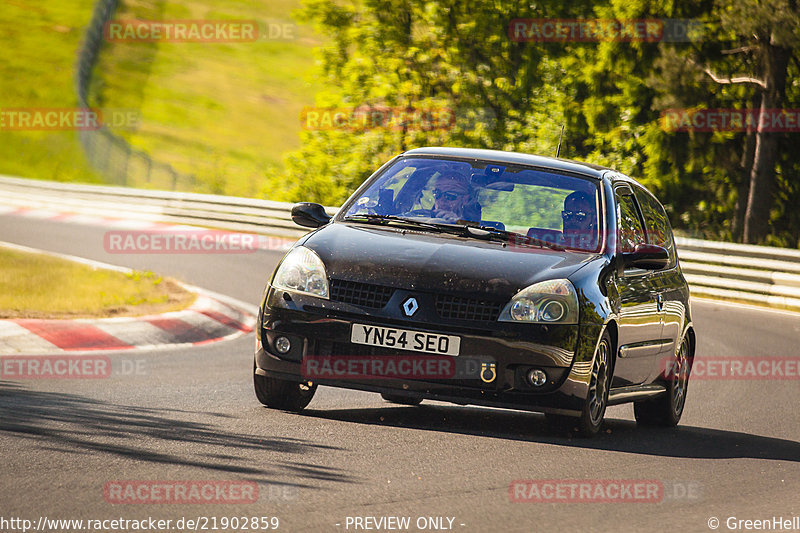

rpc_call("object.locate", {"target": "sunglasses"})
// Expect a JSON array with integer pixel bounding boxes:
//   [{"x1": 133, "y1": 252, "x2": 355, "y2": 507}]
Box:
[
  {"x1": 433, "y1": 189, "x2": 464, "y2": 201},
  {"x1": 562, "y1": 210, "x2": 590, "y2": 221}
]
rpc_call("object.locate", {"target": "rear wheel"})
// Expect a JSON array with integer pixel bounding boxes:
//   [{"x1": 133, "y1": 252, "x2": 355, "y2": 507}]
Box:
[
  {"x1": 546, "y1": 331, "x2": 612, "y2": 437},
  {"x1": 381, "y1": 393, "x2": 423, "y2": 406},
  {"x1": 254, "y1": 363, "x2": 317, "y2": 411},
  {"x1": 634, "y1": 335, "x2": 690, "y2": 427}
]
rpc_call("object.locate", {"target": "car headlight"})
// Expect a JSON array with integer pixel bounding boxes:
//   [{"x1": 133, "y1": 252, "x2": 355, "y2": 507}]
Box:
[
  {"x1": 271, "y1": 246, "x2": 329, "y2": 299},
  {"x1": 498, "y1": 279, "x2": 579, "y2": 324}
]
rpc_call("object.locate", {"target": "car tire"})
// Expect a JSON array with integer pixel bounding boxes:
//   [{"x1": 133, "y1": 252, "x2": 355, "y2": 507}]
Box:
[
  {"x1": 546, "y1": 330, "x2": 612, "y2": 438},
  {"x1": 253, "y1": 363, "x2": 317, "y2": 411},
  {"x1": 381, "y1": 393, "x2": 423, "y2": 406},
  {"x1": 634, "y1": 335, "x2": 691, "y2": 427}
]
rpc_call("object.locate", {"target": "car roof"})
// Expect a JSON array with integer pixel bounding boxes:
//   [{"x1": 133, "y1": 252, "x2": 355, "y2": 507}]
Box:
[
  {"x1": 607, "y1": 172, "x2": 658, "y2": 199},
  {"x1": 400, "y1": 147, "x2": 661, "y2": 202},
  {"x1": 402, "y1": 147, "x2": 612, "y2": 179}
]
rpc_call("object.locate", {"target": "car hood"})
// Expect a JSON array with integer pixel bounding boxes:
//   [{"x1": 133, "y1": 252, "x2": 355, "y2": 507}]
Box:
[{"x1": 300, "y1": 222, "x2": 599, "y2": 300}]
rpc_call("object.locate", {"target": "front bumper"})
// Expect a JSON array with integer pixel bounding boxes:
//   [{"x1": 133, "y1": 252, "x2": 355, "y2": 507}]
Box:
[{"x1": 255, "y1": 287, "x2": 601, "y2": 415}]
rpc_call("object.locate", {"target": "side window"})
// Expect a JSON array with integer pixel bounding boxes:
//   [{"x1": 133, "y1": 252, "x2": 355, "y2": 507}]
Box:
[
  {"x1": 616, "y1": 190, "x2": 646, "y2": 253},
  {"x1": 634, "y1": 187, "x2": 677, "y2": 267}
]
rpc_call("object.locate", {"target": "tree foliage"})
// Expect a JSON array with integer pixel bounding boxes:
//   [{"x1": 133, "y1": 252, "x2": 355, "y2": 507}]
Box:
[{"x1": 278, "y1": 0, "x2": 800, "y2": 246}]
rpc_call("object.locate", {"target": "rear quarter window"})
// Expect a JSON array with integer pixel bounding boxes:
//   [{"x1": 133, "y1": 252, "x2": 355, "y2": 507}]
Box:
[
  {"x1": 634, "y1": 187, "x2": 677, "y2": 268},
  {"x1": 616, "y1": 192, "x2": 646, "y2": 253}
]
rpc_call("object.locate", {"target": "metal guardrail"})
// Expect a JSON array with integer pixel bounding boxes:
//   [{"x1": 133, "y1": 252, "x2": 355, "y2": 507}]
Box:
[
  {"x1": 0, "y1": 175, "x2": 335, "y2": 239},
  {"x1": 2, "y1": 175, "x2": 799, "y2": 310},
  {"x1": 676, "y1": 237, "x2": 800, "y2": 309}
]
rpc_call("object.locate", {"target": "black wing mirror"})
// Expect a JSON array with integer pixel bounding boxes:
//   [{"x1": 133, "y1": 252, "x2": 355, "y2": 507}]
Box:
[
  {"x1": 621, "y1": 243, "x2": 669, "y2": 270},
  {"x1": 291, "y1": 203, "x2": 332, "y2": 228}
]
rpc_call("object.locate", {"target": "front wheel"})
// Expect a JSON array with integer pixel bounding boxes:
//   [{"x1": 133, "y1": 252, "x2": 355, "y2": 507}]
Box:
[
  {"x1": 546, "y1": 331, "x2": 612, "y2": 437},
  {"x1": 254, "y1": 363, "x2": 317, "y2": 411},
  {"x1": 634, "y1": 335, "x2": 691, "y2": 427}
]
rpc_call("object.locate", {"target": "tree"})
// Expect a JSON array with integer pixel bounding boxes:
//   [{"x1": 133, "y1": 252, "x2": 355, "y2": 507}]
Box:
[
  {"x1": 279, "y1": 0, "x2": 592, "y2": 205},
  {"x1": 283, "y1": 0, "x2": 800, "y2": 248},
  {"x1": 695, "y1": 0, "x2": 799, "y2": 243}
]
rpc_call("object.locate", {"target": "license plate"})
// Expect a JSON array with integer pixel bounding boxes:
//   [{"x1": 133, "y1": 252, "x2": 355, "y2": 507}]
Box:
[{"x1": 350, "y1": 324, "x2": 460, "y2": 356}]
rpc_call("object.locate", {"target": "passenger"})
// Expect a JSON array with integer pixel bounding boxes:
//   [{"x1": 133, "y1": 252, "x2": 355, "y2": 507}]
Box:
[{"x1": 562, "y1": 191, "x2": 598, "y2": 250}]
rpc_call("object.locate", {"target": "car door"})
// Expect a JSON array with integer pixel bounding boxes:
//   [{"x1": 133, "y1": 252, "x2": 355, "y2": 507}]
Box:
[
  {"x1": 612, "y1": 184, "x2": 663, "y2": 386},
  {"x1": 633, "y1": 186, "x2": 685, "y2": 359}
]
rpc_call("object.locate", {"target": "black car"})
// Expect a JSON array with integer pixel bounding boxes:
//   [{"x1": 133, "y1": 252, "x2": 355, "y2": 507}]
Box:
[{"x1": 254, "y1": 147, "x2": 694, "y2": 437}]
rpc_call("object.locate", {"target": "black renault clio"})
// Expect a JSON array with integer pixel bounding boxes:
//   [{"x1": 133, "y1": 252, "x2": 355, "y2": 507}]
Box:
[{"x1": 254, "y1": 147, "x2": 694, "y2": 437}]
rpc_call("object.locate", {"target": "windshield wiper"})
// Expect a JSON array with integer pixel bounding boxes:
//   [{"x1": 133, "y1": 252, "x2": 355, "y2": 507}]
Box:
[
  {"x1": 342, "y1": 213, "x2": 465, "y2": 236},
  {"x1": 344, "y1": 214, "x2": 565, "y2": 250},
  {"x1": 460, "y1": 224, "x2": 565, "y2": 251}
]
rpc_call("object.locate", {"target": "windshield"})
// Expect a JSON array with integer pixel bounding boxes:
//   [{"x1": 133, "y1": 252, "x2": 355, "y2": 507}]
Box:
[{"x1": 340, "y1": 157, "x2": 602, "y2": 252}]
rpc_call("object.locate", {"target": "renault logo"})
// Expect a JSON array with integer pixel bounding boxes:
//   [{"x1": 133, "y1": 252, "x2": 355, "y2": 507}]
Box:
[{"x1": 402, "y1": 297, "x2": 419, "y2": 317}]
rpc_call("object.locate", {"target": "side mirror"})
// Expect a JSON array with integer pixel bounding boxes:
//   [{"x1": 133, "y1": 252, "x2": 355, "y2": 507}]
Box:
[
  {"x1": 291, "y1": 203, "x2": 332, "y2": 228},
  {"x1": 621, "y1": 243, "x2": 669, "y2": 270}
]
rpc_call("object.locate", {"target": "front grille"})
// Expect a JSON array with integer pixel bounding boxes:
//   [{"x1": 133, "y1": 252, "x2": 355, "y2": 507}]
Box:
[
  {"x1": 329, "y1": 279, "x2": 395, "y2": 308},
  {"x1": 328, "y1": 341, "x2": 409, "y2": 357},
  {"x1": 314, "y1": 340, "x2": 451, "y2": 359},
  {"x1": 435, "y1": 294, "x2": 504, "y2": 321}
]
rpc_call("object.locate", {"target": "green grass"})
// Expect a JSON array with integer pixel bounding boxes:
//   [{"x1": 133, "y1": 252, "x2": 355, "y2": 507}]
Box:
[
  {"x1": 92, "y1": 0, "x2": 324, "y2": 197},
  {"x1": 0, "y1": 247, "x2": 195, "y2": 318},
  {"x1": 0, "y1": 0, "x2": 323, "y2": 198},
  {"x1": 0, "y1": 0, "x2": 104, "y2": 183}
]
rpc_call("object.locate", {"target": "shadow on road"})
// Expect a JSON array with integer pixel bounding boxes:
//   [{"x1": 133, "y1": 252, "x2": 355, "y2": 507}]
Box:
[
  {"x1": 0, "y1": 382, "x2": 354, "y2": 487},
  {"x1": 299, "y1": 403, "x2": 800, "y2": 462}
]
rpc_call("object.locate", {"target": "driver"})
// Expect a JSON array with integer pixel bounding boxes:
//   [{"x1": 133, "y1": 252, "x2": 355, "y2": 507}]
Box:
[
  {"x1": 431, "y1": 173, "x2": 471, "y2": 222},
  {"x1": 562, "y1": 191, "x2": 598, "y2": 250}
]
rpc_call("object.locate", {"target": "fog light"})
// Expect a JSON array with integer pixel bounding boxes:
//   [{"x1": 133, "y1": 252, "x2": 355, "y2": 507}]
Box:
[
  {"x1": 527, "y1": 368, "x2": 547, "y2": 387},
  {"x1": 274, "y1": 336, "x2": 291, "y2": 354}
]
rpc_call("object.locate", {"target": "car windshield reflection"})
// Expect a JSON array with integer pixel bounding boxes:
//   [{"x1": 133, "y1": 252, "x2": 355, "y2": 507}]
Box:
[{"x1": 340, "y1": 157, "x2": 602, "y2": 252}]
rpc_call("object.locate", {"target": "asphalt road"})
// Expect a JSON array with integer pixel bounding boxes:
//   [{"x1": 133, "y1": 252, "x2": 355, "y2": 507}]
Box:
[{"x1": 1, "y1": 213, "x2": 799, "y2": 533}]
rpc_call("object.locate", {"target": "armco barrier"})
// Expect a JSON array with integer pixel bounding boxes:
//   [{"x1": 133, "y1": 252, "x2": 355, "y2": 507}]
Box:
[
  {"x1": 0, "y1": 175, "x2": 335, "y2": 239},
  {"x1": 676, "y1": 237, "x2": 800, "y2": 309},
  {"x1": 1, "y1": 175, "x2": 799, "y2": 310}
]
